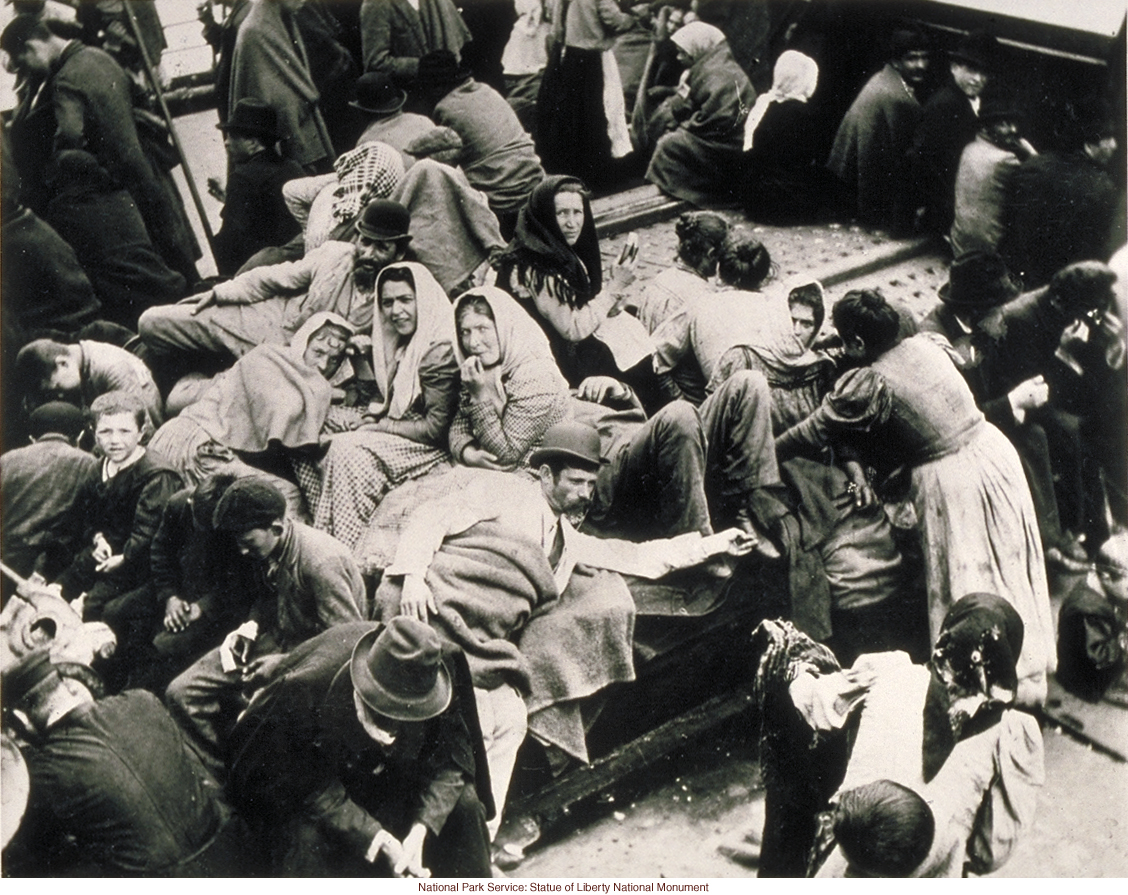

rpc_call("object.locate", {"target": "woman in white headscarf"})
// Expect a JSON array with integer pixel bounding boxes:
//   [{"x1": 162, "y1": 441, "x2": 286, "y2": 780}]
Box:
[
  {"x1": 740, "y1": 50, "x2": 833, "y2": 224},
  {"x1": 645, "y1": 22, "x2": 757, "y2": 207}
]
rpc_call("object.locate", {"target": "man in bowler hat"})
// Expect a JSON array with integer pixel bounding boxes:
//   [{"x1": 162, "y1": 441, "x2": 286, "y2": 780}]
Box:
[
  {"x1": 226, "y1": 618, "x2": 493, "y2": 877},
  {"x1": 352, "y1": 70, "x2": 440, "y2": 166}
]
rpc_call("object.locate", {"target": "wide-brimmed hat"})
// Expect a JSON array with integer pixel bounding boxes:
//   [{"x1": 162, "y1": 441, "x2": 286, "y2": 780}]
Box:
[
  {"x1": 350, "y1": 619, "x2": 452, "y2": 722},
  {"x1": 939, "y1": 250, "x2": 1022, "y2": 309},
  {"x1": 949, "y1": 30, "x2": 1000, "y2": 72},
  {"x1": 528, "y1": 421, "x2": 604, "y2": 470},
  {"x1": 355, "y1": 199, "x2": 412, "y2": 241},
  {"x1": 415, "y1": 49, "x2": 471, "y2": 92},
  {"x1": 217, "y1": 98, "x2": 279, "y2": 142},
  {"x1": 349, "y1": 71, "x2": 407, "y2": 115}
]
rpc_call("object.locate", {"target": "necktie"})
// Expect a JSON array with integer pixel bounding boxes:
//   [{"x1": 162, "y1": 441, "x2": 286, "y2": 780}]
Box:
[{"x1": 547, "y1": 521, "x2": 565, "y2": 570}]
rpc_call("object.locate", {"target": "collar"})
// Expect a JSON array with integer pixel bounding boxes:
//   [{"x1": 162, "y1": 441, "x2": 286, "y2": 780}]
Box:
[
  {"x1": 265, "y1": 518, "x2": 295, "y2": 567},
  {"x1": 33, "y1": 433, "x2": 71, "y2": 446},
  {"x1": 102, "y1": 446, "x2": 145, "y2": 481}
]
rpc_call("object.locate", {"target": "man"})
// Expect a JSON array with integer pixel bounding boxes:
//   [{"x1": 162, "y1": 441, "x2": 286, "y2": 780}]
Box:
[
  {"x1": 352, "y1": 70, "x2": 440, "y2": 166},
  {"x1": 138, "y1": 199, "x2": 414, "y2": 367},
  {"x1": 381, "y1": 421, "x2": 759, "y2": 839},
  {"x1": 228, "y1": 0, "x2": 334, "y2": 173},
  {"x1": 0, "y1": 402, "x2": 97, "y2": 583},
  {"x1": 359, "y1": 0, "x2": 472, "y2": 84},
  {"x1": 165, "y1": 478, "x2": 365, "y2": 778},
  {"x1": 909, "y1": 30, "x2": 1000, "y2": 234},
  {"x1": 227, "y1": 618, "x2": 493, "y2": 876},
  {"x1": 949, "y1": 97, "x2": 1030, "y2": 257},
  {"x1": 414, "y1": 49, "x2": 544, "y2": 234},
  {"x1": 1, "y1": 651, "x2": 240, "y2": 876},
  {"x1": 828, "y1": 27, "x2": 931, "y2": 232},
  {"x1": 211, "y1": 98, "x2": 306, "y2": 277},
  {"x1": 0, "y1": 16, "x2": 200, "y2": 285}
]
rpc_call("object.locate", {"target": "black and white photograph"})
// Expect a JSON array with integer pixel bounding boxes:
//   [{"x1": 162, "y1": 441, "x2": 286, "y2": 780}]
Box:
[{"x1": 0, "y1": 0, "x2": 1126, "y2": 881}]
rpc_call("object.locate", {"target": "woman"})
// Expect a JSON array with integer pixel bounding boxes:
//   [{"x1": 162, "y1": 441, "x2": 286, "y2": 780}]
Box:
[
  {"x1": 645, "y1": 22, "x2": 757, "y2": 207},
  {"x1": 740, "y1": 50, "x2": 830, "y2": 224},
  {"x1": 493, "y1": 175, "x2": 656, "y2": 408},
  {"x1": 303, "y1": 262, "x2": 459, "y2": 549},
  {"x1": 775, "y1": 290, "x2": 1055, "y2": 705},
  {"x1": 147, "y1": 312, "x2": 356, "y2": 513}
]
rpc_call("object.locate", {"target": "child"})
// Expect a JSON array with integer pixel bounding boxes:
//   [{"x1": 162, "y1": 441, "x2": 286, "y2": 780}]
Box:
[
  {"x1": 820, "y1": 779, "x2": 935, "y2": 877},
  {"x1": 15, "y1": 337, "x2": 164, "y2": 427},
  {"x1": 54, "y1": 392, "x2": 182, "y2": 682}
]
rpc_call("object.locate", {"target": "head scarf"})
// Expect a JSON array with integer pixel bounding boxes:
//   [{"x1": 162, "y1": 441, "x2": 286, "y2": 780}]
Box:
[
  {"x1": 369, "y1": 262, "x2": 455, "y2": 420},
  {"x1": 744, "y1": 50, "x2": 820, "y2": 150},
  {"x1": 670, "y1": 22, "x2": 726, "y2": 62},
  {"x1": 922, "y1": 592, "x2": 1024, "y2": 781},
  {"x1": 289, "y1": 311, "x2": 356, "y2": 387},
  {"x1": 331, "y1": 141, "x2": 406, "y2": 224},
  {"x1": 496, "y1": 175, "x2": 602, "y2": 309}
]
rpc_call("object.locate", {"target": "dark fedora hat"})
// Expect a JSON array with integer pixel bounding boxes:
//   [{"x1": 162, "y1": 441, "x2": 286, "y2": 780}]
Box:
[
  {"x1": 1, "y1": 650, "x2": 59, "y2": 708},
  {"x1": 939, "y1": 250, "x2": 1022, "y2": 309},
  {"x1": 949, "y1": 30, "x2": 1001, "y2": 72},
  {"x1": 217, "y1": 98, "x2": 279, "y2": 142},
  {"x1": 349, "y1": 71, "x2": 407, "y2": 115},
  {"x1": 415, "y1": 49, "x2": 471, "y2": 92},
  {"x1": 528, "y1": 421, "x2": 604, "y2": 470},
  {"x1": 355, "y1": 199, "x2": 412, "y2": 241},
  {"x1": 350, "y1": 619, "x2": 452, "y2": 722},
  {"x1": 977, "y1": 93, "x2": 1022, "y2": 125}
]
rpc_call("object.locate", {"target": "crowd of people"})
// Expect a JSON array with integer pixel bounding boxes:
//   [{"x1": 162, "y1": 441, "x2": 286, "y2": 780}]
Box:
[{"x1": 1, "y1": 0, "x2": 1126, "y2": 880}]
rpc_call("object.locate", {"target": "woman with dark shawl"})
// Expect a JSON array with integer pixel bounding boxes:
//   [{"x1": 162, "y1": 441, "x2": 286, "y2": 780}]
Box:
[
  {"x1": 645, "y1": 22, "x2": 757, "y2": 208},
  {"x1": 301, "y1": 262, "x2": 459, "y2": 548},
  {"x1": 493, "y1": 175, "x2": 658, "y2": 409},
  {"x1": 775, "y1": 290, "x2": 1055, "y2": 706}
]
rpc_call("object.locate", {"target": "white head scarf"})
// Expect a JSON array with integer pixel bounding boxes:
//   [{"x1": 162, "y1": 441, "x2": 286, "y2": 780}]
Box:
[
  {"x1": 670, "y1": 22, "x2": 726, "y2": 62},
  {"x1": 743, "y1": 50, "x2": 820, "y2": 151}
]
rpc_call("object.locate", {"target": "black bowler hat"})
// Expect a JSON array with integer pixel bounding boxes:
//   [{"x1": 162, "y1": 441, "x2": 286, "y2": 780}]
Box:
[
  {"x1": 355, "y1": 199, "x2": 412, "y2": 241},
  {"x1": 217, "y1": 98, "x2": 279, "y2": 142},
  {"x1": 350, "y1": 619, "x2": 452, "y2": 722},
  {"x1": 1, "y1": 650, "x2": 59, "y2": 708},
  {"x1": 939, "y1": 251, "x2": 1023, "y2": 309},
  {"x1": 528, "y1": 421, "x2": 605, "y2": 471},
  {"x1": 949, "y1": 30, "x2": 1001, "y2": 72},
  {"x1": 350, "y1": 71, "x2": 407, "y2": 116}
]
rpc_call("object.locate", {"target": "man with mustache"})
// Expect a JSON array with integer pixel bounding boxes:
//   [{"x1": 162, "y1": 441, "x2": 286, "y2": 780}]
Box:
[{"x1": 138, "y1": 199, "x2": 414, "y2": 369}]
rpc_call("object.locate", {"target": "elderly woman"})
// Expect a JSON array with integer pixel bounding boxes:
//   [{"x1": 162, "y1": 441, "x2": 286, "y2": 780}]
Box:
[
  {"x1": 147, "y1": 312, "x2": 357, "y2": 514},
  {"x1": 776, "y1": 290, "x2": 1055, "y2": 705},
  {"x1": 493, "y1": 175, "x2": 657, "y2": 408},
  {"x1": 645, "y1": 22, "x2": 757, "y2": 207},
  {"x1": 301, "y1": 262, "x2": 459, "y2": 548}
]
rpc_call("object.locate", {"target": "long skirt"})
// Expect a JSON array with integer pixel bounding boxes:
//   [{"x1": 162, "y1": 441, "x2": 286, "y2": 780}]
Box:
[
  {"x1": 301, "y1": 430, "x2": 449, "y2": 549},
  {"x1": 912, "y1": 422, "x2": 1055, "y2": 704},
  {"x1": 646, "y1": 128, "x2": 745, "y2": 207}
]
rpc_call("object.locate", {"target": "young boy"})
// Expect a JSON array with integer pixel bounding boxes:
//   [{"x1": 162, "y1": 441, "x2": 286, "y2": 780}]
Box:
[
  {"x1": 15, "y1": 338, "x2": 164, "y2": 427},
  {"x1": 55, "y1": 392, "x2": 182, "y2": 682}
]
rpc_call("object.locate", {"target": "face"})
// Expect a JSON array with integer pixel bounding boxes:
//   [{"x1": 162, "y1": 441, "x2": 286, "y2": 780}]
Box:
[
  {"x1": 950, "y1": 61, "x2": 987, "y2": 98},
  {"x1": 354, "y1": 233, "x2": 404, "y2": 274},
  {"x1": 458, "y1": 308, "x2": 501, "y2": 367},
  {"x1": 893, "y1": 49, "x2": 931, "y2": 86},
  {"x1": 224, "y1": 132, "x2": 261, "y2": 164},
  {"x1": 985, "y1": 119, "x2": 1019, "y2": 146},
  {"x1": 378, "y1": 280, "x2": 418, "y2": 339},
  {"x1": 554, "y1": 191, "x2": 585, "y2": 247},
  {"x1": 234, "y1": 524, "x2": 283, "y2": 560},
  {"x1": 675, "y1": 48, "x2": 693, "y2": 67},
  {"x1": 790, "y1": 302, "x2": 818, "y2": 344},
  {"x1": 16, "y1": 39, "x2": 53, "y2": 76},
  {"x1": 539, "y1": 465, "x2": 599, "y2": 517},
  {"x1": 94, "y1": 411, "x2": 142, "y2": 463},
  {"x1": 48, "y1": 356, "x2": 81, "y2": 393},
  {"x1": 302, "y1": 324, "x2": 350, "y2": 378}
]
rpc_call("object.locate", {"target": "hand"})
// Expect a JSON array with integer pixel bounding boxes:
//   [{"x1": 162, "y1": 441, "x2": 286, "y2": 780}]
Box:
[
  {"x1": 92, "y1": 533, "x2": 113, "y2": 564},
  {"x1": 206, "y1": 176, "x2": 226, "y2": 203},
  {"x1": 95, "y1": 554, "x2": 125, "y2": 575},
  {"x1": 609, "y1": 263, "x2": 637, "y2": 293},
  {"x1": 367, "y1": 829, "x2": 408, "y2": 874},
  {"x1": 842, "y1": 461, "x2": 876, "y2": 509},
  {"x1": 461, "y1": 444, "x2": 508, "y2": 470},
  {"x1": 164, "y1": 596, "x2": 202, "y2": 632},
  {"x1": 1009, "y1": 375, "x2": 1049, "y2": 413},
  {"x1": 705, "y1": 528, "x2": 760, "y2": 558},
  {"x1": 396, "y1": 823, "x2": 430, "y2": 878},
  {"x1": 241, "y1": 652, "x2": 286, "y2": 691},
  {"x1": 189, "y1": 290, "x2": 218, "y2": 316},
  {"x1": 399, "y1": 575, "x2": 437, "y2": 622},
  {"x1": 350, "y1": 333, "x2": 373, "y2": 355},
  {"x1": 577, "y1": 375, "x2": 629, "y2": 405},
  {"x1": 460, "y1": 355, "x2": 490, "y2": 398}
]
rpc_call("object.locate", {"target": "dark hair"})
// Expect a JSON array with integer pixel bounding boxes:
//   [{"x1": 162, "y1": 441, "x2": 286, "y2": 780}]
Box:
[
  {"x1": 455, "y1": 294, "x2": 496, "y2": 328},
  {"x1": 15, "y1": 338, "x2": 69, "y2": 386},
  {"x1": 834, "y1": 780, "x2": 935, "y2": 877},
  {"x1": 675, "y1": 212, "x2": 729, "y2": 276},
  {"x1": 192, "y1": 472, "x2": 241, "y2": 530},
  {"x1": 788, "y1": 282, "x2": 825, "y2": 319},
  {"x1": 378, "y1": 266, "x2": 415, "y2": 295},
  {"x1": 0, "y1": 16, "x2": 50, "y2": 56},
  {"x1": 542, "y1": 456, "x2": 599, "y2": 477},
  {"x1": 718, "y1": 233, "x2": 774, "y2": 290},
  {"x1": 555, "y1": 179, "x2": 590, "y2": 198},
  {"x1": 89, "y1": 390, "x2": 146, "y2": 431},
  {"x1": 832, "y1": 290, "x2": 901, "y2": 358},
  {"x1": 889, "y1": 26, "x2": 931, "y2": 60}
]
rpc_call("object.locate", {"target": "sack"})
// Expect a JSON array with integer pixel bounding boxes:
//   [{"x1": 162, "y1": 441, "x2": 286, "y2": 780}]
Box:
[{"x1": 133, "y1": 107, "x2": 179, "y2": 171}]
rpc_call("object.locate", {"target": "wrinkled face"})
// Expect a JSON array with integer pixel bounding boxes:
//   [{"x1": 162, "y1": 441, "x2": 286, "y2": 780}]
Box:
[
  {"x1": 540, "y1": 465, "x2": 599, "y2": 517},
  {"x1": 302, "y1": 324, "x2": 350, "y2": 378},
  {"x1": 893, "y1": 49, "x2": 931, "y2": 86},
  {"x1": 234, "y1": 524, "x2": 282, "y2": 561},
  {"x1": 950, "y1": 61, "x2": 988, "y2": 98},
  {"x1": 790, "y1": 302, "x2": 818, "y2": 345},
  {"x1": 354, "y1": 233, "x2": 404, "y2": 274},
  {"x1": 378, "y1": 280, "x2": 418, "y2": 339},
  {"x1": 94, "y1": 411, "x2": 142, "y2": 464},
  {"x1": 458, "y1": 308, "x2": 501, "y2": 367},
  {"x1": 47, "y1": 356, "x2": 81, "y2": 393},
  {"x1": 16, "y1": 39, "x2": 53, "y2": 77},
  {"x1": 554, "y1": 191, "x2": 585, "y2": 247}
]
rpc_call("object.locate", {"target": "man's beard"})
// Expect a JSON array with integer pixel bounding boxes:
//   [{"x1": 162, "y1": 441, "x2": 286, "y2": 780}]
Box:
[{"x1": 353, "y1": 262, "x2": 379, "y2": 293}]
